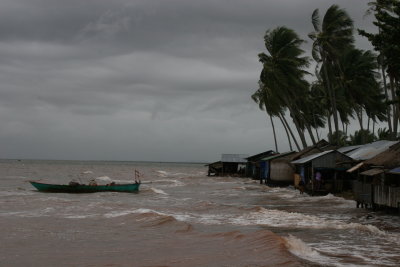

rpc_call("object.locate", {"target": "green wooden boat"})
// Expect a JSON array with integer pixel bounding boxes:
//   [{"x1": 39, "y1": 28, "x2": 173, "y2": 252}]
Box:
[{"x1": 29, "y1": 181, "x2": 140, "y2": 193}]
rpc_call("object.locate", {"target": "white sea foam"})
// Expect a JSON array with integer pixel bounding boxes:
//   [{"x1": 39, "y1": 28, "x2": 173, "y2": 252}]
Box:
[
  {"x1": 156, "y1": 170, "x2": 168, "y2": 177},
  {"x1": 104, "y1": 208, "x2": 163, "y2": 218},
  {"x1": 284, "y1": 235, "x2": 322, "y2": 258},
  {"x1": 151, "y1": 187, "x2": 168, "y2": 195},
  {"x1": 104, "y1": 210, "x2": 138, "y2": 218},
  {"x1": 284, "y1": 235, "x2": 342, "y2": 267},
  {"x1": 0, "y1": 191, "x2": 35, "y2": 197},
  {"x1": 0, "y1": 211, "x2": 26, "y2": 217},
  {"x1": 229, "y1": 207, "x2": 395, "y2": 238},
  {"x1": 12, "y1": 207, "x2": 56, "y2": 218},
  {"x1": 64, "y1": 215, "x2": 96, "y2": 219},
  {"x1": 152, "y1": 179, "x2": 184, "y2": 187},
  {"x1": 285, "y1": 234, "x2": 400, "y2": 267}
]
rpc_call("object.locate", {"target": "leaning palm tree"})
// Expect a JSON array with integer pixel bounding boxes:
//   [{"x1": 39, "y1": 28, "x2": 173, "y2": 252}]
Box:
[
  {"x1": 309, "y1": 4, "x2": 354, "y2": 139},
  {"x1": 251, "y1": 85, "x2": 282, "y2": 152},
  {"x1": 338, "y1": 48, "x2": 386, "y2": 131},
  {"x1": 252, "y1": 83, "x2": 301, "y2": 151},
  {"x1": 258, "y1": 26, "x2": 310, "y2": 149}
]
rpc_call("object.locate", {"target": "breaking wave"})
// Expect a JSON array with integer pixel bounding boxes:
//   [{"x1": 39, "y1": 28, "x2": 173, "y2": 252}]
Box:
[
  {"x1": 283, "y1": 235, "x2": 336, "y2": 266},
  {"x1": 150, "y1": 187, "x2": 168, "y2": 195},
  {"x1": 152, "y1": 179, "x2": 185, "y2": 187}
]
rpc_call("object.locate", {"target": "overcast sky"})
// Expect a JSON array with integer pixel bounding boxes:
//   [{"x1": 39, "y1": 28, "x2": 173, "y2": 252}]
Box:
[{"x1": 0, "y1": 0, "x2": 376, "y2": 162}]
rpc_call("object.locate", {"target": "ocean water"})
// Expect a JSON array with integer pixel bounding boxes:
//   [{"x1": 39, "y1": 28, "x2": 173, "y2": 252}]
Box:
[{"x1": 1, "y1": 159, "x2": 400, "y2": 267}]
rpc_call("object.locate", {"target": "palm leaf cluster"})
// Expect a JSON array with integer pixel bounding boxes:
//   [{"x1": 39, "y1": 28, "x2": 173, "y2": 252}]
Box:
[{"x1": 253, "y1": 2, "x2": 399, "y2": 151}]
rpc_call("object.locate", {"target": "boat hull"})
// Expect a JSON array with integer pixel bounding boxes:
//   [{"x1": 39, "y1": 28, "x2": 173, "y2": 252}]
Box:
[{"x1": 29, "y1": 181, "x2": 140, "y2": 193}]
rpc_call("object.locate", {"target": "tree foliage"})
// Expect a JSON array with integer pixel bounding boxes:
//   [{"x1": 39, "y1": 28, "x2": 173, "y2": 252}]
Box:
[{"x1": 253, "y1": 2, "x2": 399, "y2": 151}]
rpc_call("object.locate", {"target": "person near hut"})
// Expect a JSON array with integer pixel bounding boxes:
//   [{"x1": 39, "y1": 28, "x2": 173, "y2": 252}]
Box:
[
  {"x1": 298, "y1": 179, "x2": 305, "y2": 194},
  {"x1": 315, "y1": 171, "x2": 322, "y2": 190}
]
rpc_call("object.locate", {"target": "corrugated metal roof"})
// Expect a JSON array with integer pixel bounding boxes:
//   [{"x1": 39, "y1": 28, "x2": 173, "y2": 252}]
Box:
[
  {"x1": 205, "y1": 161, "x2": 221, "y2": 166},
  {"x1": 388, "y1": 167, "x2": 400, "y2": 174},
  {"x1": 337, "y1": 145, "x2": 363, "y2": 154},
  {"x1": 246, "y1": 150, "x2": 275, "y2": 161},
  {"x1": 221, "y1": 154, "x2": 248, "y2": 163},
  {"x1": 261, "y1": 151, "x2": 296, "y2": 161},
  {"x1": 291, "y1": 150, "x2": 334, "y2": 164},
  {"x1": 360, "y1": 168, "x2": 384, "y2": 176},
  {"x1": 346, "y1": 140, "x2": 399, "y2": 161}
]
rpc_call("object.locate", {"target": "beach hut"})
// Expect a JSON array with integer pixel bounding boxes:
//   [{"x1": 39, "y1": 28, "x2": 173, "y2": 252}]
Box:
[
  {"x1": 206, "y1": 154, "x2": 249, "y2": 177},
  {"x1": 353, "y1": 142, "x2": 400, "y2": 210},
  {"x1": 267, "y1": 140, "x2": 335, "y2": 184},
  {"x1": 291, "y1": 150, "x2": 353, "y2": 194},
  {"x1": 206, "y1": 161, "x2": 223, "y2": 176},
  {"x1": 245, "y1": 150, "x2": 276, "y2": 180},
  {"x1": 258, "y1": 151, "x2": 296, "y2": 184}
]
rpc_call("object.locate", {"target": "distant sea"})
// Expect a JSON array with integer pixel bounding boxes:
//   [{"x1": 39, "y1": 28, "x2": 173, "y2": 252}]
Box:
[{"x1": 1, "y1": 159, "x2": 400, "y2": 266}]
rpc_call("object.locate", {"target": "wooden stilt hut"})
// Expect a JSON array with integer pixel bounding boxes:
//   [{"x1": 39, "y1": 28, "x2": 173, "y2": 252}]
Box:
[
  {"x1": 244, "y1": 150, "x2": 276, "y2": 182},
  {"x1": 291, "y1": 150, "x2": 353, "y2": 195},
  {"x1": 355, "y1": 142, "x2": 400, "y2": 211},
  {"x1": 206, "y1": 154, "x2": 249, "y2": 177},
  {"x1": 268, "y1": 140, "x2": 335, "y2": 185}
]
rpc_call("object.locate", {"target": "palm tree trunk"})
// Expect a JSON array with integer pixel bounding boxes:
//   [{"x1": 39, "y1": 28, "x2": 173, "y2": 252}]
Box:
[
  {"x1": 305, "y1": 124, "x2": 317, "y2": 145},
  {"x1": 356, "y1": 108, "x2": 364, "y2": 131},
  {"x1": 327, "y1": 113, "x2": 333, "y2": 138},
  {"x1": 321, "y1": 53, "x2": 340, "y2": 135},
  {"x1": 389, "y1": 76, "x2": 398, "y2": 134},
  {"x1": 395, "y1": 78, "x2": 400, "y2": 135},
  {"x1": 269, "y1": 113, "x2": 279, "y2": 153},
  {"x1": 293, "y1": 122, "x2": 307, "y2": 149},
  {"x1": 280, "y1": 113, "x2": 301, "y2": 151},
  {"x1": 281, "y1": 97, "x2": 307, "y2": 149},
  {"x1": 373, "y1": 121, "x2": 375, "y2": 136},
  {"x1": 312, "y1": 112, "x2": 320, "y2": 141},
  {"x1": 286, "y1": 105, "x2": 308, "y2": 149},
  {"x1": 278, "y1": 114, "x2": 293, "y2": 151},
  {"x1": 315, "y1": 128, "x2": 320, "y2": 142},
  {"x1": 380, "y1": 62, "x2": 392, "y2": 133}
]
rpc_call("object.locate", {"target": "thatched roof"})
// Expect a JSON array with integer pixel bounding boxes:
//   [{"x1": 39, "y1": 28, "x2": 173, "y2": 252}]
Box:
[{"x1": 364, "y1": 142, "x2": 400, "y2": 169}]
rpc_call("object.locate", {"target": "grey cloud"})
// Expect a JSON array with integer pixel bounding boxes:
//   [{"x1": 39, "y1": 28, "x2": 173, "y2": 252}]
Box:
[{"x1": 0, "y1": 0, "x2": 377, "y2": 161}]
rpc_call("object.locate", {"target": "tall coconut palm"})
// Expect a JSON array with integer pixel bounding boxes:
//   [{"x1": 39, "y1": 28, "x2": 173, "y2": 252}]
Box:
[
  {"x1": 251, "y1": 85, "x2": 282, "y2": 152},
  {"x1": 253, "y1": 81, "x2": 301, "y2": 151},
  {"x1": 358, "y1": 0, "x2": 400, "y2": 137},
  {"x1": 309, "y1": 5, "x2": 354, "y2": 139},
  {"x1": 258, "y1": 26, "x2": 310, "y2": 149},
  {"x1": 338, "y1": 48, "x2": 386, "y2": 131}
]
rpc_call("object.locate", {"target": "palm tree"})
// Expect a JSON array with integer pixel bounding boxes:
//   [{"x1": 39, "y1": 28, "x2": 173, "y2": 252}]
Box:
[
  {"x1": 251, "y1": 85, "x2": 281, "y2": 152},
  {"x1": 309, "y1": 5, "x2": 354, "y2": 139},
  {"x1": 258, "y1": 26, "x2": 310, "y2": 149},
  {"x1": 253, "y1": 82, "x2": 300, "y2": 152},
  {"x1": 349, "y1": 129, "x2": 376, "y2": 145},
  {"x1": 338, "y1": 48, "x2": 386, "y2": 131},
  {"x1": 358, "y1": 0, "x2": 400, "y2": 137}
]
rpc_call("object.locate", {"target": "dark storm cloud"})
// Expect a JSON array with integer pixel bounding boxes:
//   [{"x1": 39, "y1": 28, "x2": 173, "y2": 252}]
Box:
[{"x1": 0, "y1": 0, "x2": 374, "y2": 161}]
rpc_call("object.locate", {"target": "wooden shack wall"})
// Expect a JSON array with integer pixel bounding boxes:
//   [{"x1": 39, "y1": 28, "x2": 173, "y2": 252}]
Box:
[
  {"x1": 353, "y1": 181, "x2": 373, "y2": 204},
  {"x1": 312, "y1": 153, "x2": 351, "y2": 169},
  {"x1": 270, "y1": 161, "x2": 294, "y2": 182},
  {"x1": 374, "y1": 185, "x2": 400, "y2": 208}
]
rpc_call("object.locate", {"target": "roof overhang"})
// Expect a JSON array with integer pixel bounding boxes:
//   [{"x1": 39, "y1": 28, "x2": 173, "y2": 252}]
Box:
[
  {"x1": 347, "y1": 162, "x2": 364, "y2": 173},
  {"x1": 388, "y1": 167, "x2": 400, "y2": 175},
  {"x1": 360, "y1": 168, "x2": 384, "y2": 176}
]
